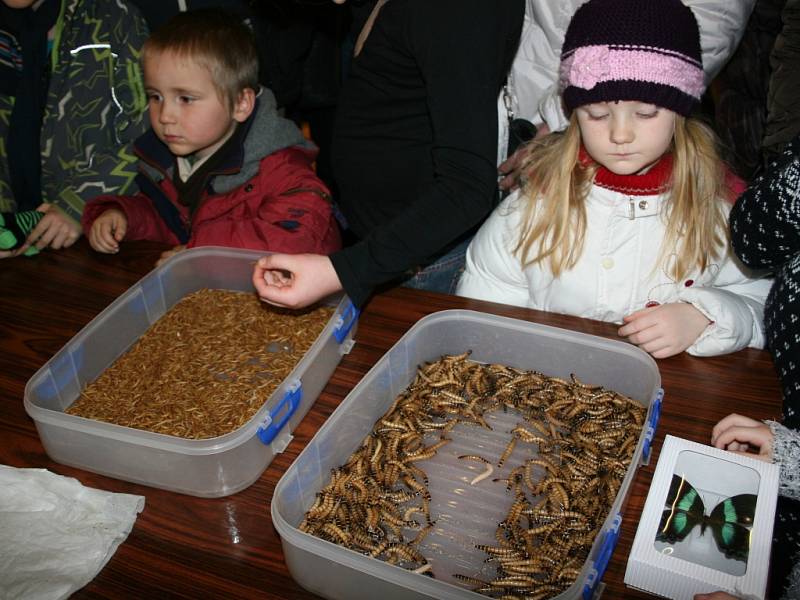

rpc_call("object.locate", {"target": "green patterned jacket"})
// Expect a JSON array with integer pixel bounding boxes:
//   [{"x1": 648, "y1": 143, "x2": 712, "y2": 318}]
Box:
[{"x1": 0, "y1": 0, "x2": 149, "y2": 221}]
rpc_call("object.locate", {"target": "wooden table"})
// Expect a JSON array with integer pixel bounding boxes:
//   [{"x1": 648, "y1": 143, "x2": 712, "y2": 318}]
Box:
[{"x1": 0, "y1": 240, "x2": 782, "y2": 599}]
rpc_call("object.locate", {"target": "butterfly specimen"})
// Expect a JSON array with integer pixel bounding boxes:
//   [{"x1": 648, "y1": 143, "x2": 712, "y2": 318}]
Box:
[{"x1": 656, "y1": 474, "x2": 757, "y2": 562}]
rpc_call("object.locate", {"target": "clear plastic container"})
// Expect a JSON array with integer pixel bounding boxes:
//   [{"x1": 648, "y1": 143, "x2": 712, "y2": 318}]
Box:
[
  {"x1": 24, "y1": 246, "x2": 358, "y2": 497},
  {"x1": 272, "y1": 309, "x2": 662, "y2": 600}
]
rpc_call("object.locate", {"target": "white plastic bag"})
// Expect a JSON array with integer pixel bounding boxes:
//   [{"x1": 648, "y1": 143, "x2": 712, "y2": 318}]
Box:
[{"x1": 0, "y1": 465, "x2": 144, "y2": 600}]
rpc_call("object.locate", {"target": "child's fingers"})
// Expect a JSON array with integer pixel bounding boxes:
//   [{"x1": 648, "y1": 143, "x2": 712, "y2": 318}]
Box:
[
  {"x1": 91, "y1": 224, "x2": 116, "y2": 253},
  {"x1": 48, "y1": 221, "x2": 80, "y2": 250},
  {"x1": 619, "y1": 318, "x2": 662, "y2": 346},
  {"x1": 728, "y1": 449, "x2": 773, "y2": 463},
  {"x1": 25, "y1": 218, "x2": 47, "y2": 248},
  {"x1": 694, "y1": 592, "x2": 741, "y2": 600},
  {"x1": 725, "y1": 440, "x2": 747, "y2": 452},
  {"x1": 113, "y1": 218, "x2": 127, "y2": 242},
  {"x1": 621, "y1": 305, "x2": 658, "y2": 324},
  {"x1": 618, "y1": 312, "x2": 655, "y2": 337},
  {"x1": 96, "y1": 224, "x2": 114, "y2": 251},
  {"x1": 104, "y1": 233, "x2": 119, "y2": 253},
  {"x1": 711, "y1": 413, "x2": 760, "y2": 443},
  {"x1": 27, "y1": 210, "x2": 64, "y2": 248},
  {"x1": 93, "y1": 237, "x2": 113, "y2": 254},
  {"x1": 713, "y1": 424, "x2": 771, "y2": 452},
  {"x1": 30, "y1": 220, "x2": 57, "y2": 250},
  {"x1": 649, "y1": 343, "x2": 682, "y2": 359}
]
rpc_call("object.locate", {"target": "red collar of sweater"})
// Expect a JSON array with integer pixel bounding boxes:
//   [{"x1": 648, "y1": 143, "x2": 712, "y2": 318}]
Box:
[{"x1": 579, "y1": 147, "x2": 673, "y2": 196}]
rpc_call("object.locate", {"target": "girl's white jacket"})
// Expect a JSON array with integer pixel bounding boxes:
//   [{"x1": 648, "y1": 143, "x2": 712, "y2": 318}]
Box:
[{"x1": 457, "y1": 188, "x2": 772, "y2": 357}]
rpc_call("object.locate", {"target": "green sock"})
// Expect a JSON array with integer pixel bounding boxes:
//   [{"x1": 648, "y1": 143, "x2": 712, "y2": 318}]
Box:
[
  {"x1": 0, "y1": 215, "x2": 16, "y2": 250},
  {"x1": 0, "y1": 211, "x2": 43, "y2": 256}
]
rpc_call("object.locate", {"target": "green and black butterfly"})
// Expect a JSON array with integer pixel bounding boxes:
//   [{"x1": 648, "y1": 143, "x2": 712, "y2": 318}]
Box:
[{"x1": 656, "y1": 474, "x2": 757, "y2": 562}]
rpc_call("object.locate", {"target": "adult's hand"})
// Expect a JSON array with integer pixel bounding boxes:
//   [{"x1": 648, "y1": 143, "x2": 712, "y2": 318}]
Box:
[
  {"x1": 498, "y1": 123, "x2": 550, "y2": 192},
  {"x1": 252, "y1": 253, "x2": 343, "y2": 309}
]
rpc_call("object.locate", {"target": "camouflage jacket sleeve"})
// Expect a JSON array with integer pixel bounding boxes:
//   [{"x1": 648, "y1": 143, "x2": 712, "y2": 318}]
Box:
[{"x1": 39, "y1": 0, "x2": 149, "y2": 221}]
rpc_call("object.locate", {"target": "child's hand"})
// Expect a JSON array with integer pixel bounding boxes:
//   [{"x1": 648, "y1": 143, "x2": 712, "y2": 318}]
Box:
[
  {"x1": 0, "y1": 246, "x2": 26, "y2": 259},
  {"x1": 252, "y1": 253, "x2": 342, "y2": 309},
  {"x1": 711, "y1": 413, "x2": 773, "y2": 462},
  {"x1": 21, "y1": 204, "x2": 81, "y2": 252},
  {"x1": 618, "y1": 302, "x2": 711, "y2": 358},
  {"x1": 156, "y1": 245, "x2": 186, "y2": 267},
  {"x1": 88, "y1": 209, "x2": 127, "y2": 254}
]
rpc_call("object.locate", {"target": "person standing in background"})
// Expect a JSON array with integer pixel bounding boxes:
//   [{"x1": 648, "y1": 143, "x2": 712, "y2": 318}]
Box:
[
  {"x1": 0, "y1": 0, "x2": 149, "y2": 257},
  {"x1": 253, "y1": 0, "x2": 525, "y2": 309}
]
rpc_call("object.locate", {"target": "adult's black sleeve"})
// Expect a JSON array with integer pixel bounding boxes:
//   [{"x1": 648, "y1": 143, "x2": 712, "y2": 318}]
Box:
[{"x1": 330, "y1": 0, "x2": 524, "y2": 307}]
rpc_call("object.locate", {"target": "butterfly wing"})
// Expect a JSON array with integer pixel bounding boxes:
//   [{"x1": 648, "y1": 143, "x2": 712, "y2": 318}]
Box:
[
  {"x1": 709, "y1": 494, "x2": 757, "y2": 561},
  {"x1": 656, "y1": 475, "x2": 704, "y2": 543}
]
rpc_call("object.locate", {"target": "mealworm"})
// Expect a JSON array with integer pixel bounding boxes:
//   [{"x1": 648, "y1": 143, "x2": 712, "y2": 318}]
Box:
[
  {"x1": 458, "y1": 455, "x2": 494, "y2": 485},
  {"x1": 413, "y1": 563, "x2": 433, "y2": 574}
]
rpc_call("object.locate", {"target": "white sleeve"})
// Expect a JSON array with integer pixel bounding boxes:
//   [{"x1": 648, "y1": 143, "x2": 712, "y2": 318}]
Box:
[
  {"x1": 456, "y1": 194, "x2": 530, "y2": 307},
  {"x1": 684, "y1": 0, "x2": 757, "y2": 82},
  {"x1": 519, "y1": 0, "x2": 582, "y2": 133},
  {"x1": 679, "y1": 252, "x2": 772, "y2": 356}
]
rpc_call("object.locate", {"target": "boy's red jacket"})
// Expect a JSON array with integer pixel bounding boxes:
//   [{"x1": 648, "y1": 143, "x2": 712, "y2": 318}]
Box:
[{"x1": 82, "y1": 92, "x2": 341, "y2": 255}]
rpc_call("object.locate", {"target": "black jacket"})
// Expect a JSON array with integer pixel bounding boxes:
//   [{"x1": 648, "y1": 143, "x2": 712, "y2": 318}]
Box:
[{"x1": 329, "y1": 0, "x2": 525, "y2": 306}]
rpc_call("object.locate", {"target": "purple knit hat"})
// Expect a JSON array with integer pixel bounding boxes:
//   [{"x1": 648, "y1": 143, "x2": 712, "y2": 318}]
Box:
[{"x1": 560, "y1": 0, "x2": 704, "y2": 116}]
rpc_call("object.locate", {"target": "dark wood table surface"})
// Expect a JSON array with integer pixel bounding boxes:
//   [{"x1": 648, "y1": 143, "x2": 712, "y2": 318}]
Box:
[{"x1": 0, "y1": 240, "x2": 783, "y2": 599}]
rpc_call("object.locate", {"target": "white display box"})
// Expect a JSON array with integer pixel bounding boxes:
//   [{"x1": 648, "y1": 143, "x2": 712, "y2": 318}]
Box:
[{"x1": 625, "y1": 434, "x2": 779, "y2": 599}]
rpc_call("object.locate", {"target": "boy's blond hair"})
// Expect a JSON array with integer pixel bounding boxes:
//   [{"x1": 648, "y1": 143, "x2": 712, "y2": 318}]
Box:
[
  {"x1": 514, "y1": 114, "x2": 730, "y2": 281},
  {"x1": 142, "y1": 9, "x2": 259, "y2": 109}
]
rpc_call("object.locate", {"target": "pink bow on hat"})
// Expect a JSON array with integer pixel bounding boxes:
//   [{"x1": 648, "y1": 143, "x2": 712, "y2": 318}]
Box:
[{"x1": 569, "y1": 45, "x2": 611, "y2": 90}]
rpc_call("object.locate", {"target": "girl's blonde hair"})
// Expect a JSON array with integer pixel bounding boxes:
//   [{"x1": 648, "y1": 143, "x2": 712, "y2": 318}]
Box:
[{"x1": 514, "y1": 114, "x2": 729, "y2": 281}]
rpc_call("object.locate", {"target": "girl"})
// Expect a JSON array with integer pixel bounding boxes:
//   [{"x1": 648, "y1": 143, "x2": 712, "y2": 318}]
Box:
[{"x1": 457, "y1": 0, "x2": 771, "y2": 358}]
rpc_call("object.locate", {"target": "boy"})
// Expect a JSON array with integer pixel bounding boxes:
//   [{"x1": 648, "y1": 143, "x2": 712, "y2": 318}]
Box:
[{"x1": 82, "y1": 9, "x2": 341, "y2": 263}]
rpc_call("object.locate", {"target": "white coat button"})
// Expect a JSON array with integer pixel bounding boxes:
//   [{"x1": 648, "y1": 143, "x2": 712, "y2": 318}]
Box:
[{"x1": 601, "y1": 257, "x2": 614, "y2": 269}]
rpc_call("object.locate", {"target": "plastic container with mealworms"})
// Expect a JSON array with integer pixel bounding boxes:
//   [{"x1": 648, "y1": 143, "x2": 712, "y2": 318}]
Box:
[
  {"x1": 24, "y1": 246, "x2": 358, "y2": 497},
  {"x1": 272, "y1": 310, "x2": 662, "y2": 600}
]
